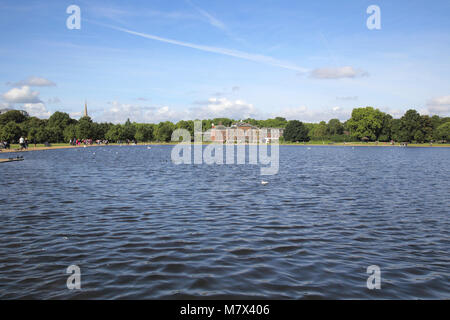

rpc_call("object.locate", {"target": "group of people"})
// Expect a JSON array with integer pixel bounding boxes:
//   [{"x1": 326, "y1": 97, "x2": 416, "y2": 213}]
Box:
[
  {"x1": 0, "y1": 140, "x2": 11, "y2": 150},
  {"x1": 69, "y1": 139, "x2": 109, "y2": 146},
  {"x1": 18, "y1": 136, "x2": 29, "y2": 150}
]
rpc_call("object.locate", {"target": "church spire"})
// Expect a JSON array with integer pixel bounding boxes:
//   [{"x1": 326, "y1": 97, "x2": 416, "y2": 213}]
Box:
[{"x1": 84, "y1": 100, "x2": 88, "y2": 117}]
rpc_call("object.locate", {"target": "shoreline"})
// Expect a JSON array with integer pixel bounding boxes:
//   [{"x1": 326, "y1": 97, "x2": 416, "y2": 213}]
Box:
[{"x1": 1, "y1": 142, "x2": 449, "y2": 154}]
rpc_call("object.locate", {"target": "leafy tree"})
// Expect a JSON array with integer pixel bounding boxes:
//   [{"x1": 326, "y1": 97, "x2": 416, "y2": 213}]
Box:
[
  {"x1": 0, "y1": 121, "x2": 22, "y2": 142},
  {"x1": 0, "y1": 110, "x2": 28, "y2": 126},
  {"x1": 63, "y1": 124, "x2": 77, "y2": 142},
  {"x1": 400, "y1": 109, "x2": 422, "y2": 142},
  {"x1": 155, "y1": 121, "x2": 175, "y2": 142},
  {"x1": 76, "y1": 116, "x2": 94, "y2": 140},
  {"x1": 418, "y1": 115, "x2": 433, "y2": 142},
  {"x1": 48, "y1": 112, "x2": 73, "y2": 129},
  {"x1": 134, "y1": 123, "x2": 154, "y2": 142},
  {"x1": 242, "y1": 118, "x2": 259, "y2": 126},
  {"x1": 378, "y1": 113, "x2": 393, "y2": 142},
  {"x1": 212, "y1": 118, "x2": 233, "y2": 127},
  {"x1": 284, "y1": 120, "x2": 310, "y2": 142},
  {"x1": 327, "y1": 119, "x2": 344, "y2": 135},
  {"x1": 46, "y1": 126, "x2": 64, "y2": 143},
  {"x1": 35, "y1": 127, "x2": 50, "y2": 143},
  {"x1": 202, "y1": 119, "x2": 213, "y2": 131},
  {"x1": 311, "y1": 121, "x2": 328, "y2": 139},
  {"x1": 123, "y1": 118, "x2": 136, "y2": 140},
  {"x1": 260, "y1": 117, "x2": 288, "y2": 128},
  {"x1": 346, "y1": 107, "x2": 384, "y2": 141},
  {"x1": 105, "y1": 125, "x2": 126, "y2": 142},
  {"x1": 95, "y1": 123, "x2": 113, "y2": 140},
  {"x1": 176, "y1": 120, "x2": 194, "y2": 138},
  {"x1": 435, "y1": 122, "x2": 450, "y2": 141}
]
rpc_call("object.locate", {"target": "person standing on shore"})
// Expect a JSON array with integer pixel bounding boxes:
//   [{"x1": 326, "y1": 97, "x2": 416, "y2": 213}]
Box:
[{"x1": 19, "y1": 136, "x2": 25, "y2": 150}]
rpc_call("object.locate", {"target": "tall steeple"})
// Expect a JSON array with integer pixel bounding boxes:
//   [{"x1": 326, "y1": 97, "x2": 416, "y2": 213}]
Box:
[{"x1": 84, "y1": 100, "x2": 88, "y2": 117}]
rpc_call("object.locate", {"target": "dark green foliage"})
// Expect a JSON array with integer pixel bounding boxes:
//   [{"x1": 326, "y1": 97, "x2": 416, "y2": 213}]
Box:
[
  {"x1": 284, "y1": 120, "x2": 310, "y2": 142},
  {"x1": 155, "y1": 121, "x2": 175, "y2": 142},
  {"x1": 0, "y1": 110, "x2": 28, "y2": 126}
]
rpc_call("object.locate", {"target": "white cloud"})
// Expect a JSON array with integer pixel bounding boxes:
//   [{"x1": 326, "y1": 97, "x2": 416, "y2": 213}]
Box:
[
  {"x1": 100, "y1": 101, "x2": 185, "y2": 123},
  {"x1": 22, "y1": 103, "x2": 51, "y2": 118},
  {"x1": 9, "y1": 76, "x2": 56, "y2": 87},
  {"x1": 99, "y1": 98, "x2": 261, "y2": 123},
  {"x1": 310, "y1": 66, "x2": 368, "y2": 79},
  {"x1": 275, "y1": 106, "x2": 350, "y2": 122},
  {"x1": 191, "y1": 97, "x2": 259, "y2": 120},
  {"x1": 97, "y1": 97, "x2": 355, "y2": 124},
  {"x1": 69, "y1": 111, "x2": 83, "y2": 119},
  {"x1": 427, "y1": 95, "x2": 450, "y2": 115},
  {"x1": 0, "y1": 102, "x2": 11, "y2": 109},
  {"x1": 2, "y1": 86, "x2": 42, "y2": 103}
]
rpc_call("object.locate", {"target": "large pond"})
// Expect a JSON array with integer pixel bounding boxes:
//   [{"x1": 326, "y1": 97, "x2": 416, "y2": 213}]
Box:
[{"x1": 0, "y1": 145, "x2": 448, "y2": 299}]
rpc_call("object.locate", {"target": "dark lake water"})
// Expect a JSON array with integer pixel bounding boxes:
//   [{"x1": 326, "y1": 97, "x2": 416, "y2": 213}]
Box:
[{"x1": 0, "y1": 145, "x2": 449, "y2": 299}]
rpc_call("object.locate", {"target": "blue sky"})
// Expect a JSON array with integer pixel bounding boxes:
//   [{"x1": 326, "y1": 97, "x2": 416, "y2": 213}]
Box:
[{"x1": 1, "y1": 0, "x2": 449, "y2": 123}]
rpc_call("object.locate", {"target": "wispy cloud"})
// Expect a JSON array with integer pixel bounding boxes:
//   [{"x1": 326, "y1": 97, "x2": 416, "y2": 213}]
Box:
[
  {"x1": 186, "y1": 0, "x2": 248, "y2": 45},
  {"x1": 310, "y1": 66, "x2": 369, "y2": 79},
  {"x1": 186, "y1": 0, "x2": 226, "y2": 31},
  {"x1": 7, "y1": 76, "x2": 56, "y2": 87},
  {"x1": 93, "y1": 22, "x2": 308, "y2": 73},
  {"x1": 337, "y1": 96, "x2": 358, "y2": 101},
  {"x1": 427, "y1": 95, "x2": 450, "y2": 115}
]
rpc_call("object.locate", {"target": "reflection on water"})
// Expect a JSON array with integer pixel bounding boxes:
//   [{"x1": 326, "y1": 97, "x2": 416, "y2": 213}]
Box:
[{"x1": 0, "y1": 145, "x2": 448, "y2": 299}]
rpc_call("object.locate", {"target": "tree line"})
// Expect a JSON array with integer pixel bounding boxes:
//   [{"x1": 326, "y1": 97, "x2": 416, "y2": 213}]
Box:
[{"x1": 0, "y1": 107, "x2": 448, "y2": 144}]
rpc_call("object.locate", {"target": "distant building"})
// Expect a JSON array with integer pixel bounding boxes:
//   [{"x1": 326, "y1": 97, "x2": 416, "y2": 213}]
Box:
[
  {"x1": 210, "y1": 121, "x2": 284, "y2": 143},
  {"x1": 0, "y1": 108, "x2": 29, "y2": 117}
]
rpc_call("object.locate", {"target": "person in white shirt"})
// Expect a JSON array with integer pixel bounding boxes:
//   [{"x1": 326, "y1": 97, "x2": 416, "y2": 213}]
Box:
[{"x1": 19, "y1": 136, "x2": 25, "y2": 150}]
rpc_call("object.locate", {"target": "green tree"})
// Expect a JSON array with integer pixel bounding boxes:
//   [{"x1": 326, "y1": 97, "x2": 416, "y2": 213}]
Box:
[
  {"x1": 327, "y1": 119, "x2": 344, "y2": 135},
  {"x1": 0, "y1": 121, "x2": 22, "y2": 142},
  {"x1": 155, "y1": 121, "x2": 175, "y2": 142},
  {"x1": 284, "y1": 120, "x2": 310, "y2": 142},
  {"x1": 0, "y1": 110, "x2": 28, "y2": 126},
  {"x1": 27, "y1": 127, "x2": 39, "y2": 143},
  {"x1": 346, "y1": 107, "x2": 384, "y2": 141},
  {"x1": 63, "y1": 124, "x2": 77, "y2": 142},
  {"x1": 123, "y1": 118, "x2": 136, "y2": 140},
  {"x1": 212, "y1": 118, "x2": 233, "y2": 127},
  {"x1": 176, "y1": 120, "x2": 194, "y2": 138},
  {"x1": 134, "y1": 123, "x2": 154, "y2": 142},
  {"x1": 105, "y1": 125, "x2": 126, "y2": 142},
  {"x1": 76, "y1": 116, "x2": 94, "y2": 140},
  {"x1": 378, "y1": 113, "x2": 393, "y2": 142},
  {"x1": 35, "y1": 127, "x2": 50, "y2": 143},
  {"x1": 435, "y1": 122, "x2": 450, "y2": 141},
  {"x1": 46, "y1": 126, "x2": 64, "y2": 143},
  {"x1": 48, "y1": 112, "x2": 73, "y2": 129},
  {"x1": 311, "y1": 121, "x2": 328, "y2": 139}
]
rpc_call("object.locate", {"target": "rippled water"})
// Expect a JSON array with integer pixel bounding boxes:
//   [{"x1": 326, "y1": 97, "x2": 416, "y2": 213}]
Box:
[{"x1": 0, "y1": 145, "x2": 449, "y2": 299}]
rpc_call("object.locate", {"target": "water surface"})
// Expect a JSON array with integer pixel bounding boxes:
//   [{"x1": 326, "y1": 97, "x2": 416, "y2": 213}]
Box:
[{"x1": 0, "y1": 145, "x2": 448, "y2": 299}]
